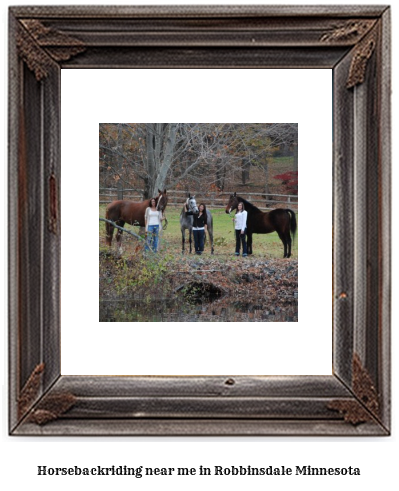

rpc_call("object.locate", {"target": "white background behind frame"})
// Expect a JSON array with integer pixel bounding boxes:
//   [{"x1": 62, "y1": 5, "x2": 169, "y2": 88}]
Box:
[{"x1": 61, "y1": 69, "x2": 332, "y2": 376}]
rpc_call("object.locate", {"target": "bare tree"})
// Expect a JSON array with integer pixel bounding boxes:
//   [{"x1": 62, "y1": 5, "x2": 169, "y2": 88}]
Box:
[
  {"x1": 99, "y1": 123, "x2": 298, "y2": 198},
  {"x1": 144, "y1": 123, "x2": 179, "y2": 197}
]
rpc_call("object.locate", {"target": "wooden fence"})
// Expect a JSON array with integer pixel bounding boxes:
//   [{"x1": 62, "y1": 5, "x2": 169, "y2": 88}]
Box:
[{"x1": 99, "y1": 188, "x2": 298, "y2": 210}]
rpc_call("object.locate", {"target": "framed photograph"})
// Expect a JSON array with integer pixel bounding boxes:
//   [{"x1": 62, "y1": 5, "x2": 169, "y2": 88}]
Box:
[
  {"x1": 9, "y1": 5, "x2": 390, "y2": 435},
  {"x1": 98, "y1": 121, "x2": 300, "y2": 324}
]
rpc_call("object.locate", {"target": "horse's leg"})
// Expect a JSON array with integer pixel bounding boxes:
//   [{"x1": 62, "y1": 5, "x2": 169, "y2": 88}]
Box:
[
  {"x1": 209, "y1": 228, "x2": 214, "y2": 254},
  {"x1": 105, "y1": 205, "x2": 115, "y2": 247},
  {"x1": 277, "y1": 232, "x2": 287, "y2": 258},
  {"x1": 181, "y1": 229, "x2": 185, "y2": 254},
  {"x1": 116, "y1": 220, "x2": 125, "y2": 250},
  {"x1": 105, "y1": 220, "x2": 114, "y2": 247},
  {"x1": 247, "y1": 232, "x2": 253, "y2": 255},
  {"x1": 189, "y1": 228, "x2": 193, "y2": 254},
  {"x1": 280, "y1": 219, "x2": 292, "y2": 258}
]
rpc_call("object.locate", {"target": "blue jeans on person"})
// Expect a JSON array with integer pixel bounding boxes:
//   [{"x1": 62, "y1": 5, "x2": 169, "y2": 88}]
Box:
[
  {"x1": 235, "y1": 229, "x2": 247, "y2": 256},
  {"x1": 193, "y1": 229, "x2": 205, "y2": 255},
  {"x1": 145, "y1": 225, "x2": 159, "y2": 252}
]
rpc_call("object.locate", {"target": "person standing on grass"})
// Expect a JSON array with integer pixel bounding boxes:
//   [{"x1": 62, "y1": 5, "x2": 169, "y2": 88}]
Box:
[
  {"x1": 185, "y1": 202, "x2": 208, "y2": 255},
  {"x1": 144, "y1": 198, "x2": 163, "y2": 253},
  {"x1": 233, "y1": 201, "x2": 248, "y2": 257}
]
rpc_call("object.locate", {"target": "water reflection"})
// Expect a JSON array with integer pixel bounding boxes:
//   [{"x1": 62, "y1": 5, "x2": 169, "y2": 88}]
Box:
[{"x1": 100, "y1": 297, "x2": 298, "y2": 322}]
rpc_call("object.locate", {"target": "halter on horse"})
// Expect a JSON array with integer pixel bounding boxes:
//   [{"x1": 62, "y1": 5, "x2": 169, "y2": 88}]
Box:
[{"x1": 186, "y1": 195, "x2": 199, "y2": 214}]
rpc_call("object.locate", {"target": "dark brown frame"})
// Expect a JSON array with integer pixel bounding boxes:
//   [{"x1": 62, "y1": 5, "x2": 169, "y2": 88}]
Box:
[{"x1": 9, "y1": 5, "x2": 391, "y2": 436}]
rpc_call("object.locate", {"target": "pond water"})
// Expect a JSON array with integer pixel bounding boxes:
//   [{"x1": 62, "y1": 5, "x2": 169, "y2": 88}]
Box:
[{"x1": 99, "y1": 296, "x2": 298, "y2": 322}]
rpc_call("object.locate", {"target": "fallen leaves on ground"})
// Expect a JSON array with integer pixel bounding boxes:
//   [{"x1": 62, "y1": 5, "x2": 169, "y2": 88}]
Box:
[
  {"x1": 166, "y1": 256, "x2": 298, "y2": 306},
  {"x1": 99, "y1": 251, "x2": 298, "y2": 322}
]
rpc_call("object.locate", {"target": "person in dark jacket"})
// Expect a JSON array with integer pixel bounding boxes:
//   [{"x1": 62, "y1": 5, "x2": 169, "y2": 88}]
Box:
[{"x1": 185, "y1": 202, "x2": 208, "y2": 255}]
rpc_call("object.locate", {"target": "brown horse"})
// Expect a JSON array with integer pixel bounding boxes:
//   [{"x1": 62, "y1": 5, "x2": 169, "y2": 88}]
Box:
[
  {"x1": 105, "y1": 189, "x2": 168, "y2": 247},
  {"x1": 225, "y1": 193, "x2": 297, "y2": 258}
]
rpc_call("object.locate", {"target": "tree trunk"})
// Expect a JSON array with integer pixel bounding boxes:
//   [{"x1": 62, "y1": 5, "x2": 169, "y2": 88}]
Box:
[
  {"x1": 241, "y1": 158, "x2": 250, "y2": 185},
  {"x1": 264, "y1": 156, "x2": 270, "y2": 204},
  {"x1": 117, "y1": 123, "x2": 124, "y2": 200},
  {"x1": 145, "y1": 124, "x2": 157, "y2": 199},
  {"x1": 153, "y1": 123, "x2": 178, "y2": 195},
  {"x1": 216, "y1": 162, "x2": 227, "y2": 191}
]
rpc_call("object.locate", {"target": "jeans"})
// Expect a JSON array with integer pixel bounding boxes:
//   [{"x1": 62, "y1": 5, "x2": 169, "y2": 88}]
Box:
[
  {"x1": 235, "y1": 229, "x2": 247, "y2": 256},
  {"x1": 145, "y1": 225, "x2": 159, "y2": 252},
  {"x1": 193, "y1": 229, "x2": 205, "y2": 254}
]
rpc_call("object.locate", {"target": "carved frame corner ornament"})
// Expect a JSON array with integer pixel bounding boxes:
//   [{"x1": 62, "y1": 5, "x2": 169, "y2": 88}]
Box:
[
  {"x1": 9, "y1": 5, "x2": 391, "y2": 436},
  {"x1": 320, "y1": 19, "x2": 376, "y2": 43},
  {"x1": 17, "y1": 363, "x2": 45, "y2": 419},
  {"x1": 320, "y1": 18, "x2": 379, "y2": 89},
  {"x1": 17, "y1": 19, "x2": 85, "y2": 81},
  {"x1": 327, "y1": 354, "x2": 381, "y2": 425},
  {"x1": 346, "y1": 27, "x2": 379, "y2": 88}
]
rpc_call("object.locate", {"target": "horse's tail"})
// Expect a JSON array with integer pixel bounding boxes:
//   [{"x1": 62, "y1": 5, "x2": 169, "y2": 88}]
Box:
[{"x1": 287, "y1": 209, "x2": 297, "y2": 242}]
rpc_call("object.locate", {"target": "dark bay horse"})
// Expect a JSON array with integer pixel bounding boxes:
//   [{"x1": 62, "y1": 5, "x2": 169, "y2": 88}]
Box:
[
  {"x1": 225, "y1": 193, "x2": 297, "y2": 258},
  {"x1": 105, "y1": 189, "x2": 168, "y2": 247},
  {"x1": 180, "y1": 194, "x2": 214, "y2": 254}
]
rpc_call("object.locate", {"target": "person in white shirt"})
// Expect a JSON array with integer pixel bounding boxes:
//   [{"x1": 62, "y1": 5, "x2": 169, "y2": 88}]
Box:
[
  {"x1": 144, "y1": 198, "x2": 164, "y2": 252},
  {"x1": 233, "y1": 201, "x2": 248, "y2": 257}
]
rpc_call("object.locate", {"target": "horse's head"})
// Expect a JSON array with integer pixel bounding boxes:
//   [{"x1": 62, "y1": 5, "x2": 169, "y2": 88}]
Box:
[
  {"x1": 225, "y1": 192, "x2": 239, "y2": 214},
  {"x1": 156, "y1": 189, "x2": 168, "y2": 212},
  {"x1": 186, "y1": 193, "x2": 199, "y2": 214}
]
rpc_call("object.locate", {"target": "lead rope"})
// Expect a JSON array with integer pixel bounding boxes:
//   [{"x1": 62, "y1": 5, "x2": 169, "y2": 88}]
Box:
[{"x1": 160, "y1": 194, "x2": 168, "y2": 230}]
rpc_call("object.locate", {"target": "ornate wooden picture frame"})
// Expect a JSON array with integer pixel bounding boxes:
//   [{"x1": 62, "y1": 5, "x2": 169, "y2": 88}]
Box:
[{"x1": 9, "y1": 5, "x2": 391, "y2": 435}]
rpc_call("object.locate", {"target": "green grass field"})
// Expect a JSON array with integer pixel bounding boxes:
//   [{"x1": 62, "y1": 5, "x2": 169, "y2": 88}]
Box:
[{"x1": 100, "y1": 204, "x2": 298, "y2": 259}]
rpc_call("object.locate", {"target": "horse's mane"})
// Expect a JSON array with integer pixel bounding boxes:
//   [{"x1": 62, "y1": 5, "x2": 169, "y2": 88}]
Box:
[
  {"x1": 236, "y1": 196, "x2": 262, "y2": 213},
  {"x1": 180, "y1": 197, "x2": 189, "y2": 217}
]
